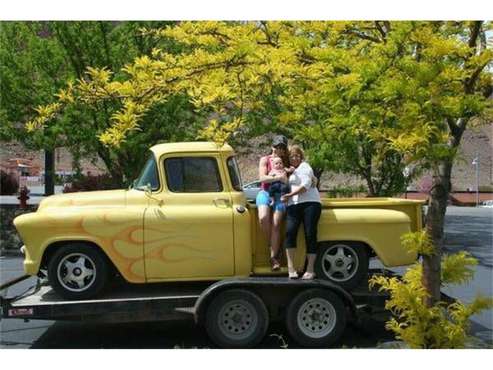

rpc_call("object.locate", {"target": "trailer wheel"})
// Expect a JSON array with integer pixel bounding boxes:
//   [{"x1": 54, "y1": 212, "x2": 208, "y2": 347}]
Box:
[
  {"x1": 47, "y1": 243, "x2": 109, "y2": 300},
  {"x1": 315, "y1": 242, "x2": 369, "y2": 290},
  {"x1": 205, "y1": 289, "x2": 269, "y2": 348},
  {"x1": 286, "y1": 289, "x2": 346, "y2": 348}
]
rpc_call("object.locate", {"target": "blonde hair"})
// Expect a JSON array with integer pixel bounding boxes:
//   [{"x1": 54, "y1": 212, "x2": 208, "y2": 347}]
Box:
[{"x1": 289, "y1": 145, "x2": 305, "y2": 160}]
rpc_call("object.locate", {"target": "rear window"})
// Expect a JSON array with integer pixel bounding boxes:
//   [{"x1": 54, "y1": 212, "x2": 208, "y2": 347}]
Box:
[
  {"x1": 227, "y1": 156, "x2": 243, "y2": 191},
  {"x1": 165, "y1": 157, "x2": 223, "y2": 193}
]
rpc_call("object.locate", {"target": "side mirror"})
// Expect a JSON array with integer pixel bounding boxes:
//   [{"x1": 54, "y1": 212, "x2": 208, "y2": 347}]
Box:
[{"x1": 143, "y1": 183, "x2": 163, "y2": 206}]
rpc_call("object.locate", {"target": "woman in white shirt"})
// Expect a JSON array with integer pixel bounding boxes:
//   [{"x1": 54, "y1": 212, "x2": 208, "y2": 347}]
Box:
[{"x1": 280, "y1": 145, "x2": 322, "y2": 280}]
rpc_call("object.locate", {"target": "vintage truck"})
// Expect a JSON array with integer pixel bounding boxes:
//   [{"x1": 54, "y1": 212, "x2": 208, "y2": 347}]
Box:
[{"x1": 10, "y1": 141, "x2": 424, "y2": 347}]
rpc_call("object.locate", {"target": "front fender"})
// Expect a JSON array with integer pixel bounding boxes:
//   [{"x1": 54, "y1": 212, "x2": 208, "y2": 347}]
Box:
[{"x1": 14, "y1": 207, "x2": 147, "y2": 283}]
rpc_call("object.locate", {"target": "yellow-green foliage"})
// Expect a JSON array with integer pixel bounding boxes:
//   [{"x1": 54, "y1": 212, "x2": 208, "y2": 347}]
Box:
[
  {"x1": 369, "y1": 231, "x2": 493, "y2": 348},
  {"x1": 401, "y1": 230, "x2": 436, "y2": 256},
  {"x1": 25, "y1": 21, "x2": 492, "y2": 150}
]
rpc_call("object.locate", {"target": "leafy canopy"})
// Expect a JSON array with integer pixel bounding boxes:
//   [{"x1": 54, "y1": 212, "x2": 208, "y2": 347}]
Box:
[{"x1": 24, "y1": 21, "x2": 493, "y2": 193}]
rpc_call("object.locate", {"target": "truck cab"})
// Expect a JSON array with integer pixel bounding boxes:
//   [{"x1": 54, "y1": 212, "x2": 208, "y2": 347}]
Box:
[{"x1": 139, "y1": 142, "x2": 252, "y2": 281}]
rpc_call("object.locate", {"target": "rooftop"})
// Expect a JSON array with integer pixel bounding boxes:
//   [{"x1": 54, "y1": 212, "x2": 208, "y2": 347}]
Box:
[{"x1": 150, "y1": 141, "x2": 234, "y2": 157}]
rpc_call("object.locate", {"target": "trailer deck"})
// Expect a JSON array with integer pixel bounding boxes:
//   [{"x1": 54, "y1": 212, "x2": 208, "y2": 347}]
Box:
[{"x1": 1, "y1": 270, "x2": 394, "y2": 324}]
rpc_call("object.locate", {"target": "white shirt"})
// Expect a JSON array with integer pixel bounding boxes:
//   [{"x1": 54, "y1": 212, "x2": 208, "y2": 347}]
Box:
[{"x1": 287, "y1": 162, "x2": 321, "y2": 206}]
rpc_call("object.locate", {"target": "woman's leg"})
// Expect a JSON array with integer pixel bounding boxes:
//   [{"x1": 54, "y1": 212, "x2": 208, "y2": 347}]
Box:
[
  {"x1": 284, "y1": 204, "x2": 302, "y2": 274},
  {"x1": 258, "y1": 205, "x2": 272, "y2": 247},
  {"x1": 302, "y1": 202, "x2": 322, "y2": 274},
  {"x1": 271, "y1": 210, "x2": 283, "y2": 259},
  {"x1": 256, "y1": 190, "x2": 272, "y2": 247}
]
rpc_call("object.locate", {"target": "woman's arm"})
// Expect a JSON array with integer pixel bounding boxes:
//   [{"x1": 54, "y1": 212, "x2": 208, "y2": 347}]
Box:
[
  {"x1": 280, "y1": 163, "x2": 312, "y2": 202},
  {"x1": 281, "y1": 184, "x2": 307, "y2": 202}
]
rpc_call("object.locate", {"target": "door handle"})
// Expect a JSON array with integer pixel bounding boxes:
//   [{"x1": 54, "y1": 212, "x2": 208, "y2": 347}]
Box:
[{"x1": 213, "y1": 198, "x2": 230, "y2": 208}]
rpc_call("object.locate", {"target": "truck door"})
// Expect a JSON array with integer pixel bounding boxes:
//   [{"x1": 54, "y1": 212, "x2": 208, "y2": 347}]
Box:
[{"x1": 143, "y1": 154, "x2": 234, "y2": 280}]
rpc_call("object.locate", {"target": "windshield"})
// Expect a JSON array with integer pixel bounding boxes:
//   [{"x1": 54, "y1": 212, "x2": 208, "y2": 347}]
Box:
[{"x1": 134, "y1": 154, "x2": 160, "y2": 191}]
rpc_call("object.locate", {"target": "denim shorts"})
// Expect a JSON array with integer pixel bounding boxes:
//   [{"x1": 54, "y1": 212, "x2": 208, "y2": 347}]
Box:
[{"x1": 256, "y1": 190, "x2": 286, "y2": 213}]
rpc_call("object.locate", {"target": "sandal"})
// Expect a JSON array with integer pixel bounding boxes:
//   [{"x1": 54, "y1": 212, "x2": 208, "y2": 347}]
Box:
[
  {"x1": 301, "y1": 272, "x2": 316, "y2": 280},
  {"x1": 270, "y1": 257, "x2": 281, "y2": 271},
  {"x1": 288, "y1": 271, "x2": 299, "y2": 279}
]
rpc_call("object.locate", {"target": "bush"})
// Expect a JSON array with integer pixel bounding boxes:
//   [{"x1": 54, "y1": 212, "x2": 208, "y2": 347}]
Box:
[
  {"x1": 326, "y1": 185, "x2": 367, "y2": 198},
  {"x1": 0, "y1": 171, "x2": 19, "y2": 195},
  {"x1": 63, "y1": 173, "x2": 118, "y2": 193},
  {"x1": 369, "y1": 231, "x2": 493, "y2": 348}
]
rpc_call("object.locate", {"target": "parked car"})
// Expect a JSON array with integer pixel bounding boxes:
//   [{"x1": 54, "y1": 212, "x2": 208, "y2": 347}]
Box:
[
  {"x1": 14, "y1": 142, "x2": 424, "y2": 301},
  {"x1": 480, "y1": 200, "x2": 493, "y2": 208},
  {"x1": 242, "y1": 180, "x2": 261, "y2": 201}
]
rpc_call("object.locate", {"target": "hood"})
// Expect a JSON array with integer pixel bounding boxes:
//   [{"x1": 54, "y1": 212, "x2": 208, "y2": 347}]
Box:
[{"x1": 37, "y1": 189, "x2": 127, "y2": 211}]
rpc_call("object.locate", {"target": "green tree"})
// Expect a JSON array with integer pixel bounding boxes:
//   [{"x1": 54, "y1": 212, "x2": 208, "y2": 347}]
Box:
[
  {"x1": 1, "y1": 21, "x2": 200, "y2": 186},
  {"x1": 25, "y1": 21, "x2": 492, "y2": 306}
]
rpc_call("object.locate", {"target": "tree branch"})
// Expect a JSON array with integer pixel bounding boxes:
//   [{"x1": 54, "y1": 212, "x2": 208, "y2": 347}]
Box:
[
  {"x1": 344, "y1": 29, "x2": 382, "y2": 43},
  {"x1": 468, "y1": 21, "x2": 482, "y2": 49},
  {"x1": 375, "y1": 21, "x2": 387, "y2": 42}
]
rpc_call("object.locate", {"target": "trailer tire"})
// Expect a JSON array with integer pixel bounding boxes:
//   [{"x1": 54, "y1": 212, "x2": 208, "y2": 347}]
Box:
[
  {"x1": 205, "y1": 289, "x2": 269, "y2": 348},
  {"x1": 47, "y1": 243, "x2": 109, "y2": 300},
  {"x1": 315, "y1": 242, "x2": 369, "y2": 290},
  {"x1": 286, "y1": 288, "x2": 346, "y2": 348}
]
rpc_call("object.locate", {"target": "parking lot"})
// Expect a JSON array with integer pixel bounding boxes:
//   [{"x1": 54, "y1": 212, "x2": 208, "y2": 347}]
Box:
[{"x1": 1, "y1": 206, "x2": 491, "y2": 348}]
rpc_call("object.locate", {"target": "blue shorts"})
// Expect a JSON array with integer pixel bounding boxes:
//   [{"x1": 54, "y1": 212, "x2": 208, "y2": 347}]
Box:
[{"x1": 256, "y1": 190, "x2": 286, "y2": 213}]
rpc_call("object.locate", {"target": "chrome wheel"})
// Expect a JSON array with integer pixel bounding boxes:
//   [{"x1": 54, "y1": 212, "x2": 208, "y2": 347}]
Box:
[
  {"x1": 217, "y1": 299, "x2": 258, "y2": 341},
  {"x1": 320, "y1": 244, "x2": 359, "y2": 282},
  {"x1": 57, "y1": 253, "x2": 96, "y2": 292},
  {"x1": 297, "y1": 298, "x2": 337, "y2": 338}
]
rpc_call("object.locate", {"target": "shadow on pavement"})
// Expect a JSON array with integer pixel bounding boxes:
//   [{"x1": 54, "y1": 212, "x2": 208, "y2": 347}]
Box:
[{"x1": 29, "y1": 316, "x2": 393, "y2": 349}]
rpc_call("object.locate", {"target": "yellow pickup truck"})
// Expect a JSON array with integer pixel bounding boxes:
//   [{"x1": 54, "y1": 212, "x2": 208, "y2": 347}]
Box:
[{"x1": 14, "y1": 142, "x2": 423, "y2": 302}]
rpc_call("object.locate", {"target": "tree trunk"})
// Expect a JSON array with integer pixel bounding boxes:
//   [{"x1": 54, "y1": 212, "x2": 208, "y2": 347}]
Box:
[
  {"x1": 364, "y1": 174, "x2": 376, "y2": 197},
  {"x1": 96, "y1": 146, "x2": 124, "y2": 187},
  {"x1": 313, "y1": 168, "x2": 323, "y2": 190},
  {"x1": 423, "y1": 159, "x2": 452, "y2": 306}
]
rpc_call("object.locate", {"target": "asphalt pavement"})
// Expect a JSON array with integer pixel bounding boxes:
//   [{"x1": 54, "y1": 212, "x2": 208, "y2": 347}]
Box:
[{"x1": 1, "y1": 206, "x2": 491, "y2": 348}]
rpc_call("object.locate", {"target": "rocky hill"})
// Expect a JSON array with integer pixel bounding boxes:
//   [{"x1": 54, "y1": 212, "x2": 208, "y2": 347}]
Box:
[{"x1": 1, "y1": 123, "x2": 491, "y2": 192}]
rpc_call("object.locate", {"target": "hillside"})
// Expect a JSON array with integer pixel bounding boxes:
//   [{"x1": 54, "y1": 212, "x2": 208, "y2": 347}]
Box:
[{"x1": 1, "y1": 123, "x2": 491, "y2": 192}]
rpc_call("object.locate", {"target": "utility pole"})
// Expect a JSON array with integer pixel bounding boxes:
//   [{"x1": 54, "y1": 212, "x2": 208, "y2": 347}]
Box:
[
  {"x1": 472, "y1": 153, "x2": 479, "y2": 207},
  {"x1": 44, "y1": 149, "x2": 55, "y2": 196}
]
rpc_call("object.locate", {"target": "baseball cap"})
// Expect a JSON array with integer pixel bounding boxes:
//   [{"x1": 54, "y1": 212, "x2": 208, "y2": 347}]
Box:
[{"x1": 272, "y1": 135, "x2": 288, "y2": 148}]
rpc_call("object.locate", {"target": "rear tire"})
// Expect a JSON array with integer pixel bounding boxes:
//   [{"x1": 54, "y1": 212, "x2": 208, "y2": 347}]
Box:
[
  {"x1": 315, "y1": 242, "x2": 369, "y2": 290},
  {"x1": 205, "y1": 289, "x2": 269, "y2": 348},
  {"x1": 47, "y1": 243, "x2": 109, "y2": 300},
  {"x1": 286, "y1": 288, "x2": 346, "y2": 348}
]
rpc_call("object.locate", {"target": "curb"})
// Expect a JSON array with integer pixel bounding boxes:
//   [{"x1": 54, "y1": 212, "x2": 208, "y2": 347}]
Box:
[{"x1": 0, "y1": 249, "x2": 23, "y2": 257}]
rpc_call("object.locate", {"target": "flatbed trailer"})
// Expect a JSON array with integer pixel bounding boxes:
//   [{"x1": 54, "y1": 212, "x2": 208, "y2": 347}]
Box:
[{"x1": 0, "y1": 270, "x2": 395, "y2": 348}]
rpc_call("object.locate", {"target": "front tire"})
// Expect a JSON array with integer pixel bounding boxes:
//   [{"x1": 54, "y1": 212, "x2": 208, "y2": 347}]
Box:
[
  {"x1": 205, "y1": 289, "x2": 269, "y2": 348},
  {"x1": 315, "y1": 242, "x2": 369, "y2": 290},
  {"x1": 286, "y1": 289, "x2": 346, "y2": 348},
  {"x1": 47, "y1": 243, "x2": 109, "y2": 300}
]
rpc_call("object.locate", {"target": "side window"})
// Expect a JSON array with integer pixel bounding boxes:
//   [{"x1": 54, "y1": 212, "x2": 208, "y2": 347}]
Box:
[{"x1": 165, "y1": 157, "x2": 223, "y2": 193}]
